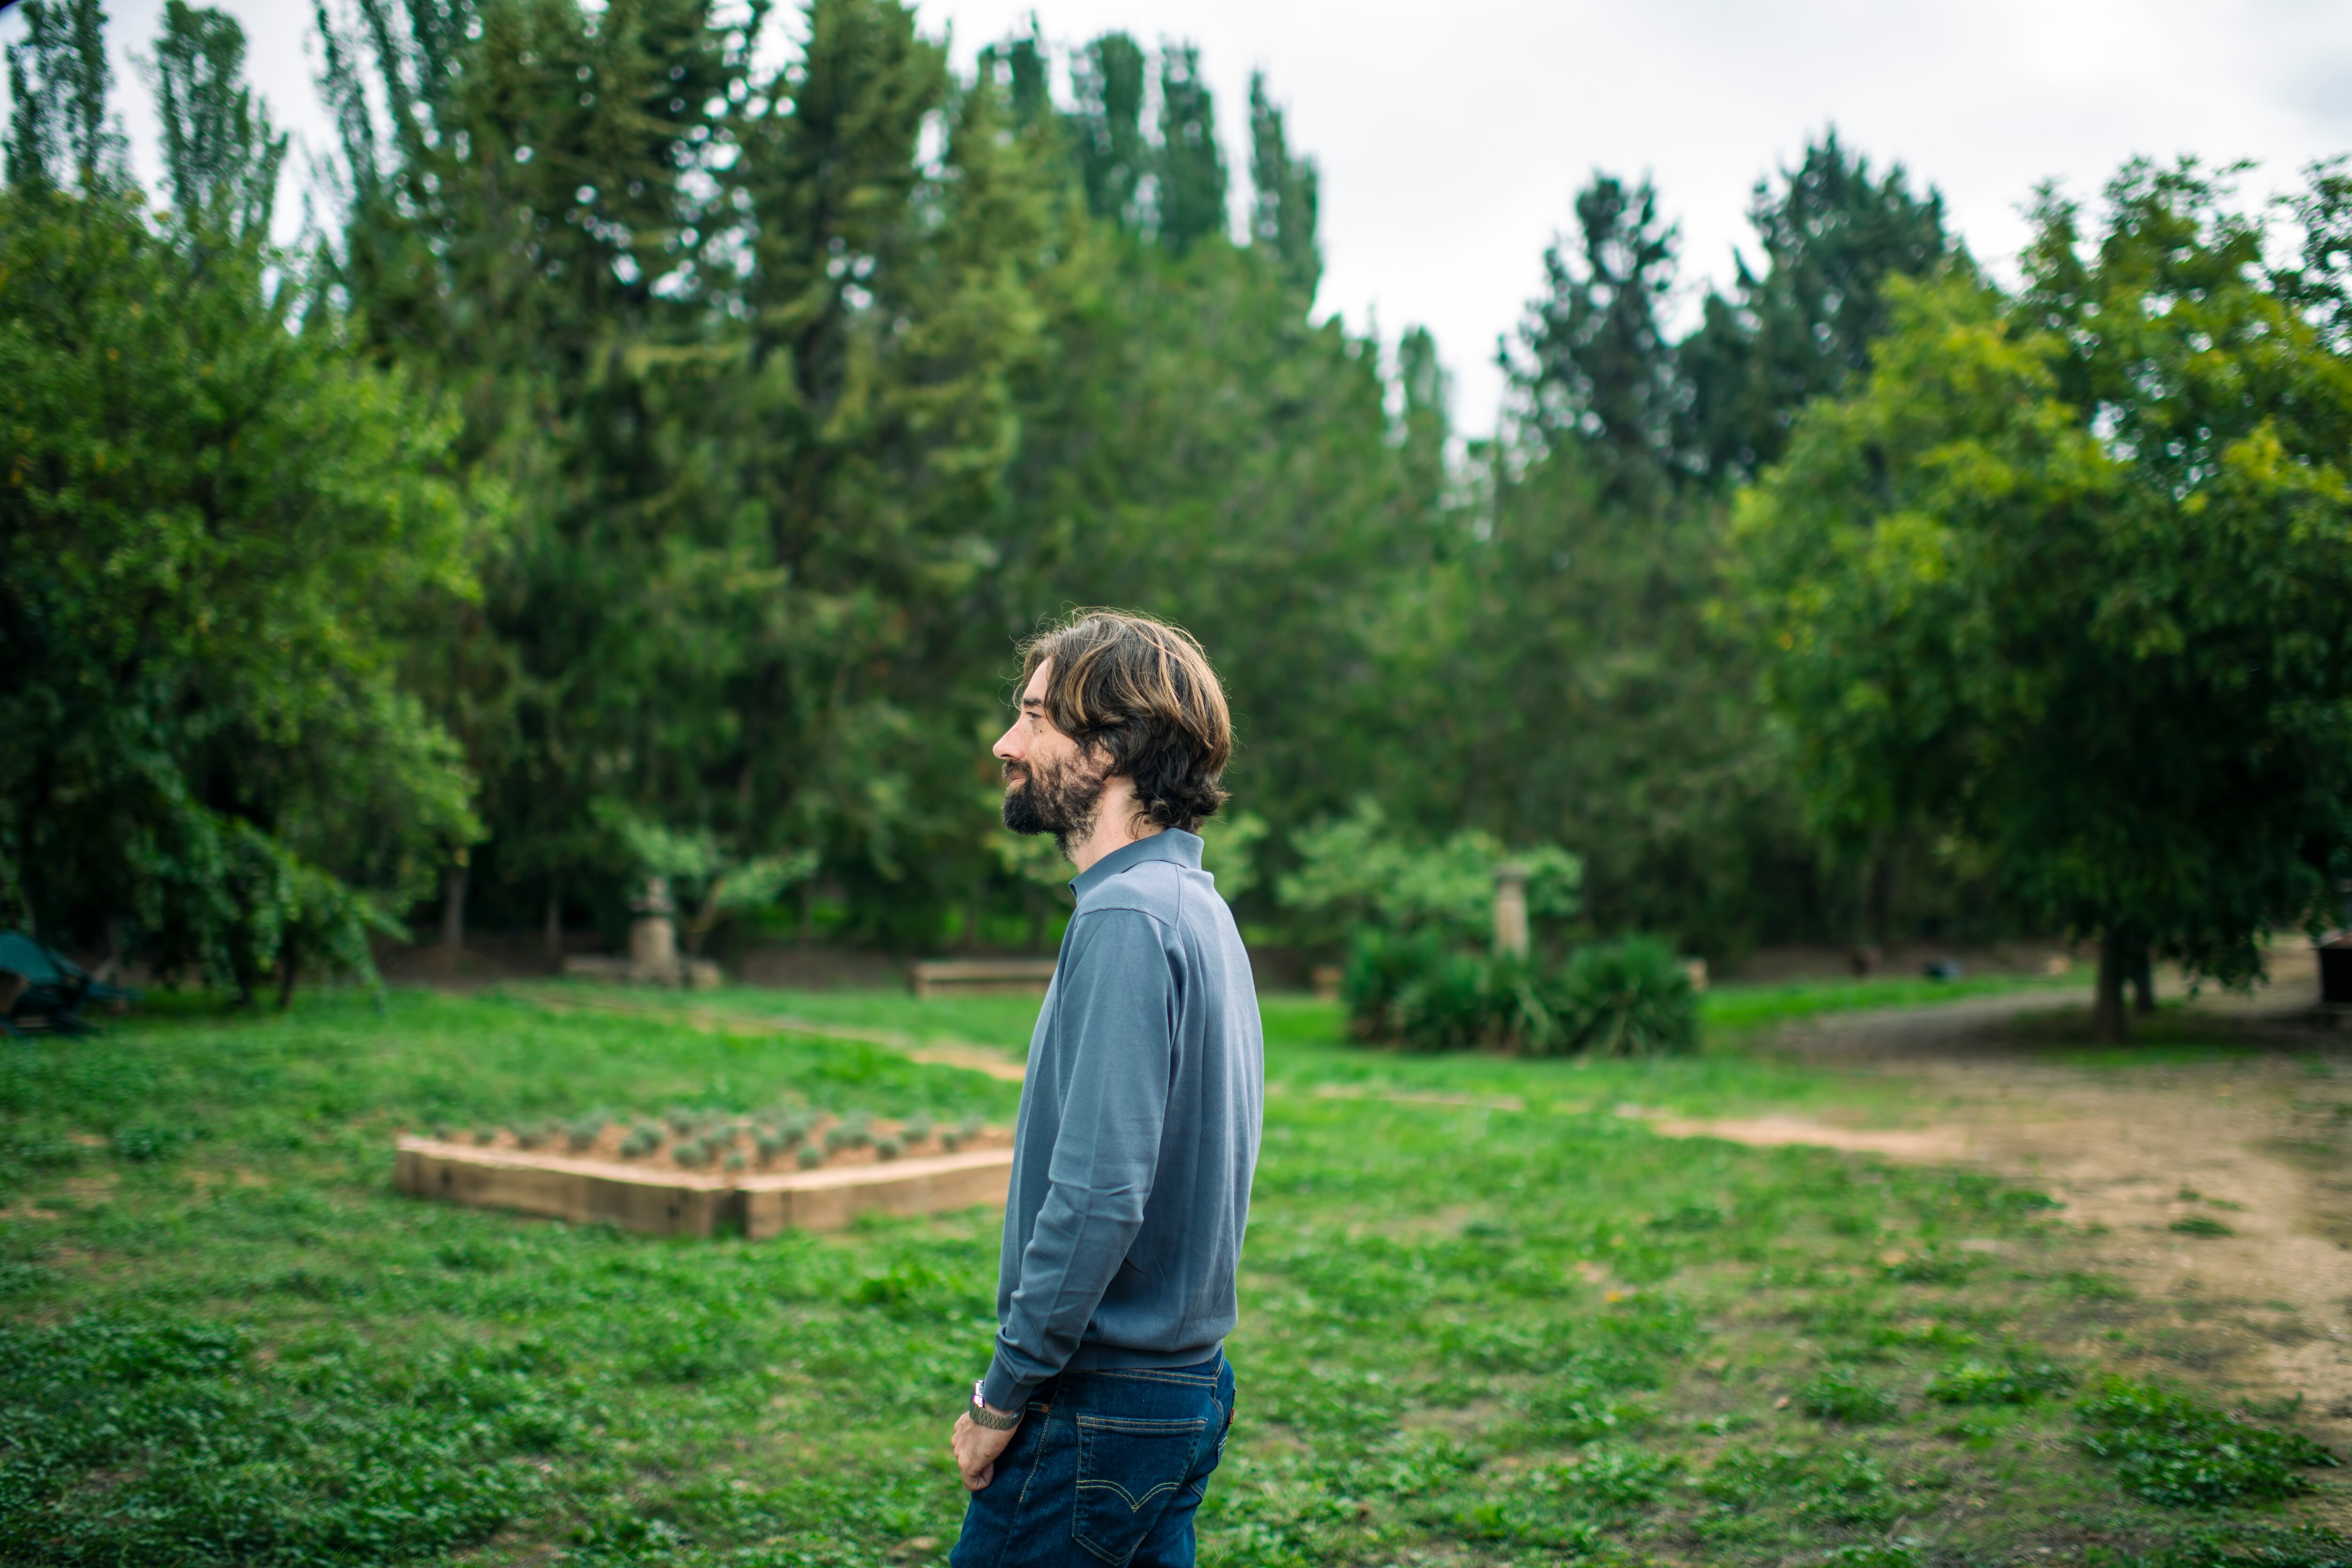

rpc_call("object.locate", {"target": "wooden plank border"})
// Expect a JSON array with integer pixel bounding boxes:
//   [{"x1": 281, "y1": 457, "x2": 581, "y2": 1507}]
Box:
[{"x1": 394, "y1": 1136, "x2": 1014, "y2": 1238}]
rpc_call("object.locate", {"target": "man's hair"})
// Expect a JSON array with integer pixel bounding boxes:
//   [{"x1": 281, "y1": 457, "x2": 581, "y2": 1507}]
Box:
[{"x1": 1017, "y1": 610, "x2": 1233, "y2": 834}]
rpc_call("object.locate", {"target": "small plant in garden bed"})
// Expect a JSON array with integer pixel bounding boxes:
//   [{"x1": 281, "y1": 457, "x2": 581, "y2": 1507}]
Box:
[
  {"x1": 2076, "y1": 1376, "x2": 2339, "y2": 1507},
  {"x1": 414, "y1": 1105, "x2": 1002, "y2": 1176}
]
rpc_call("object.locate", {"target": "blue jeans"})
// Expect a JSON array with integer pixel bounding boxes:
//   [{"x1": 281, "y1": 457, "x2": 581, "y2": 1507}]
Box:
[{"x1": 951, "y1": 1354, "x2": 1235, "y2": 1568}]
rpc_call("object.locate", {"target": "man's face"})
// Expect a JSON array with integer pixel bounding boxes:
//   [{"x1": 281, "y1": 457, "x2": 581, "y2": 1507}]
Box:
[{"x1": 993, "y1": 660, "x2": 1107, "y2": 853}]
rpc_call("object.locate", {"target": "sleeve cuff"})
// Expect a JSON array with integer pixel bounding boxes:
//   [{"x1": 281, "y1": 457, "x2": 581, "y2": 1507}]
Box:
[{"x1": 981, "y1": 1351, "x2": 1040, "y2": 1413}]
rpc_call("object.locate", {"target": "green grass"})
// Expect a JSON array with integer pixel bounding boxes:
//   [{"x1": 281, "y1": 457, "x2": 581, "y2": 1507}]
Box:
[
  {"x1": 0, "y1": 985, "x2": 2340, "y2": 1566},
  {"x1": 1697, "y1": 971, "x2": 2082, "y2": 1033}
]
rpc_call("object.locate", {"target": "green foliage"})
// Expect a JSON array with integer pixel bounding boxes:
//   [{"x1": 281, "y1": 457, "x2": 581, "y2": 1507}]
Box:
[
  {"x1": 2077, "y1": 1377, "x2": 2339, "y2": 1508},
  {"x1": 1555, "y1": 936, "x2": 1700, "y2": 1057},
  {"x1": 1281, "y1": 799, "x2": 1581, "y2": 947},
  {"x1": 2, "y1": 3, "x2": 477, "y2": 993},
  {"x1": 1342, "y1": 930, "x2": 1695, "y2": 1057},
  {"x1": 1735, "y1": 161, "x2": 2352, "y2": 1030}
]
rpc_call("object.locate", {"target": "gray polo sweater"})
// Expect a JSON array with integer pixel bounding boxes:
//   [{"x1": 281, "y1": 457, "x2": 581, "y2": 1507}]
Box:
[{"x1": 981, "y1": 829, "x2": 1264, "y2": 1410}]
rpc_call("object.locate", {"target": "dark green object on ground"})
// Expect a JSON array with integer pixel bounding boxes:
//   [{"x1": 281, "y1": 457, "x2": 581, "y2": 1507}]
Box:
[{"x1": 0, "y1": 931, "x2": 138, "y2": 1036}]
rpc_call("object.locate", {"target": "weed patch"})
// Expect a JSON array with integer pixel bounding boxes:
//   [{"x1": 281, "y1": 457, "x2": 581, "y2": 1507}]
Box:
[{"x1": 2077, "y1": 1377, "x2": 2339, "y2": 1507}]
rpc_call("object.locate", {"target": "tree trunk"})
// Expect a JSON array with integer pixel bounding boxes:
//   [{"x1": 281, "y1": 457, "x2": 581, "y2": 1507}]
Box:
[
  {"x1": 2093, "y1": 927, "x2": 2131, "y2": 1043},
  {"x1": 799, "y1": 879, "x2": 816, "y2": 950},
  {"x1": 544, "y1": 880, "x2": 563, "y2": 962},
  {"x1": 2129, "y1": 944, "x2": 2156, "y2": 1015},
  {"x1": 276, "y1": 929, "x2": 299, "y2": 1011},
  {"x1": 440, "y1": 862, "x2": 468, "y2": 951},
  {"x1": 1865, "y1": 845, "x2": 1897, "y2": 950}
]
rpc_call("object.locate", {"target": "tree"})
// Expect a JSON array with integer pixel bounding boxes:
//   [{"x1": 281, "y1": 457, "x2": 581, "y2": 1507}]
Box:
[
  {"x1": 151, "y1": 0, "x2": 286, "y2": 234},
  {"x1": 1517, "y1": 173, "x2": 1684, "y2": 508},
  {"x1": 1682, "y1": 130, "x2": 1950, "y2": 483},
  {"x1": 1247, "y1": 71, "x2": 1317, "y2": 300},
  {"x1": 1734, "y1": 162, "x2": 2352, "y2": 1041},
  {"x1": 1153, "y1": 42, "x2": 1224, "y2": 255},
  {"x1": 0, "y1": 1, "x2": 479, "y2": 995},
  {"x1": 3, "y1": 0, "x2": 125, "y2": 192},
  {"x1": 1068, "y1": 31, "x2": 1147, "y2": 233}
]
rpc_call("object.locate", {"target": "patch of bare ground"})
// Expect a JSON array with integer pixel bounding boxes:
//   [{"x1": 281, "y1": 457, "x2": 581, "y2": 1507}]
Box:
[{"x1": 1661, "y1": 951, "x2": 2352, "y2": 1518}]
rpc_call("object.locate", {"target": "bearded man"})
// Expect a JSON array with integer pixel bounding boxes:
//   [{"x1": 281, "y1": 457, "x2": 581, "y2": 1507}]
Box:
[{"x1": 948, "y1": 610, "x2": 1265, "y2": 1568}]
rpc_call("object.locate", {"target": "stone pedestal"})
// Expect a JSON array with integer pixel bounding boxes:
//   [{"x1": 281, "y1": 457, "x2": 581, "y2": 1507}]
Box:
[{"x1": 1492, "y1": 864, "x2": 1530, "y2": 960}]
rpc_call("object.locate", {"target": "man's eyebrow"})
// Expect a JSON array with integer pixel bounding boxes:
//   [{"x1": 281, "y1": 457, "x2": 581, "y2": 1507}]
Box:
[{"x1": 1020, "y1": 696, "x2": 1045, "y2": 711}]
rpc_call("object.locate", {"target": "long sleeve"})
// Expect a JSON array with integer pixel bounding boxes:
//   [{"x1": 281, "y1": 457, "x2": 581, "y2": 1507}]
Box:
[{"x1": 982, "y1": 907, "x2": 1175, "y2": 1409}]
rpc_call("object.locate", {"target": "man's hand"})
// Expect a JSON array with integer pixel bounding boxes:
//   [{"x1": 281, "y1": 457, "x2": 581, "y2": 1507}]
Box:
[{"x1": 952, "y1": 1410, "x2": 1020, "y2": 1492}]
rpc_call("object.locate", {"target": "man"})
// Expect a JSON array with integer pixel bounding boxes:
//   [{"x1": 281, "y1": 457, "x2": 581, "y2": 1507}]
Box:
[{"x1": 949, "y1": 611, "x2": 1265, "y2": 1568}]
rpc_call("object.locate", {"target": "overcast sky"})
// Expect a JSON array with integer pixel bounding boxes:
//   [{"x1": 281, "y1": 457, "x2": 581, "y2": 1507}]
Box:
[{"x1": 8, "y1": 0, "x2": 2352, "y2": 431}]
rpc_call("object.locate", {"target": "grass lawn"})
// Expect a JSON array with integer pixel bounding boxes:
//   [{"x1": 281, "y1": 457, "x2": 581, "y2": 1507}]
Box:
[{"x1": 1, "y1": 979, "x2": 2342, "y2": 1566}]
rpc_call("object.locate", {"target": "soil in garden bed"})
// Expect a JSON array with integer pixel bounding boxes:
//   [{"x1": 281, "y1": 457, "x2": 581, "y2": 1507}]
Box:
[{"x1": 412, "y1": 1110, "x2": 1010, "y2": 1177}]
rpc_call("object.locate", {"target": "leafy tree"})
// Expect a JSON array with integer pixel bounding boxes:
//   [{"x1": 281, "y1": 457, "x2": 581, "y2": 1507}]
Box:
[
  {"x1": 0, "y1": 1, "x2": 479, "y2": 995},
  {"x1": 1734, "y1": 161, "x2": 2352, "y2": 1040},
  {"x1": 1682, "y1": 130, "x2": 1950, "y2": 483},
  {"x1": 1278, "y1": 799, "x2": 1581, "y2": 948}
]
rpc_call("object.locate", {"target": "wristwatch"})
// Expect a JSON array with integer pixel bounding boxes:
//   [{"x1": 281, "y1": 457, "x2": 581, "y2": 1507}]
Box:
[{"x1": 970, "y1": 1380, "x2": 1023, "y2": 1431}]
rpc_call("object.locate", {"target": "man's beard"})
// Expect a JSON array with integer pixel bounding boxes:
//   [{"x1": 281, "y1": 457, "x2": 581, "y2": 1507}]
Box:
[{"x1": 1001, "y1": 752, "x2": 1107, "y2": 857}]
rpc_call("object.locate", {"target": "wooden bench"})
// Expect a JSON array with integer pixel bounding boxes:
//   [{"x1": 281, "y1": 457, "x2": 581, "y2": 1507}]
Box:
[{"x1": 909, "y1": 958, "x2": 1057, "y2": 999}]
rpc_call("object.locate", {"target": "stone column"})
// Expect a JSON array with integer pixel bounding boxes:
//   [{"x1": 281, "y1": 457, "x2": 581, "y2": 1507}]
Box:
[
  {"x1": 629, "y1": 876, "x2": 677, "y2": 973},
  {"x1": 1492, "y1": 864, "x2": 1530, "y2": 960}
]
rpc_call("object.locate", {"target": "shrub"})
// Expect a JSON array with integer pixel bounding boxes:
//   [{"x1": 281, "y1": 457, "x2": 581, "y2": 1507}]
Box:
[
  {"x1": 904, "y1": 1112, "x2": 932, "y2": 1145},
  {"x1": 1555, "y1": 937, "x2": 1698, "y2": 1056},
  {"x1": 2076, "y1": 1377, "x2": 2338, "y2": 1507},
  {"x1": 2170, "y1": 1215, "x2": 2234, "y2": 1237},
  {"x1": 874, "y1": 1137, "x2": 902, "y2": 1161},
  {"x1": 565, "y1": 1114, "x2": 606, "y2": 1153},
  {"x1": 795, "y1": 1145, "x2": 822, "y2": 1170},
  {"x1": 1341, "y1": 927, "x2": 1449, "y2": 1042}
]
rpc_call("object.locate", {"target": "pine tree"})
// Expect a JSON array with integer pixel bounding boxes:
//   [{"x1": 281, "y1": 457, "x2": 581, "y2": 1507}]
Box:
[
  {"x1": 1682, "y1": 130, "x2": 1950, "y2": 481},
  {"x1": 1518, "y1": 173, "x2": 1684, "y2": 508}
]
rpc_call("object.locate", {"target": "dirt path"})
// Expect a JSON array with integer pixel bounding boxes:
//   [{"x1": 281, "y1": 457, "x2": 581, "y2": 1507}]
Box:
[{"x1": 1656, "y1": 969, "x2": 2352, "y2": 1457}]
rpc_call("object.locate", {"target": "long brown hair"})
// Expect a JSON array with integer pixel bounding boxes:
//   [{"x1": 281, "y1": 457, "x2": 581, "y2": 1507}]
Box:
[{"x1": 1017, "y1": 611, "x2": 1234, "y2": 834}]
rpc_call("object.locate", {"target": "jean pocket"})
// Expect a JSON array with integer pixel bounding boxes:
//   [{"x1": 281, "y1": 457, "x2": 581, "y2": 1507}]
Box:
[{"x1": 1073, "y1": 1413, "x2": 1208, "y2": 1566}]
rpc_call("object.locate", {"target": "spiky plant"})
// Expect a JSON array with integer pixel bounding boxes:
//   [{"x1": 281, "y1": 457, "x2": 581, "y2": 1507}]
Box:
[
  {"x1": 722, "y1": 1150, "x2": 747, "y2": 1173},
  {"x1": 566, "y1": 1113, "x2": 607, "y2": 1152},
  {"x1": 875, "y1": 1137, "x2": 903, "y2": 1161},
  {"x1": 903, "y1": 1112, "x2": 932, "y2": 1145},
  {"x1": 673, "y1": 1140, "x2": 708, "y2": 1170},
  {"x1": 796, "y1": 1144, "x2": 823, "y2": 1170}
]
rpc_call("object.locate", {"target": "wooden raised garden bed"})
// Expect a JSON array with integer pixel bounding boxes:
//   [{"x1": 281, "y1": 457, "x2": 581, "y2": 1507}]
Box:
[{"x1": 395, "y1": 1110, "x2": 1014, "y2": 1238}]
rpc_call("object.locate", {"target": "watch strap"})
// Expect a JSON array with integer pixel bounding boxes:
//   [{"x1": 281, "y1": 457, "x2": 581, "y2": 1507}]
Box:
[{"x1": 970, "y1": 1380, "x2": 1022, "y2": 1430}]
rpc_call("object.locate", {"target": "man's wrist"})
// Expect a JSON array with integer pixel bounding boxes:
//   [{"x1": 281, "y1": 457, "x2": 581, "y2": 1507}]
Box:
[{"x1": 969, "y1": 1378, "x2": 1023, "y2": 1430}]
